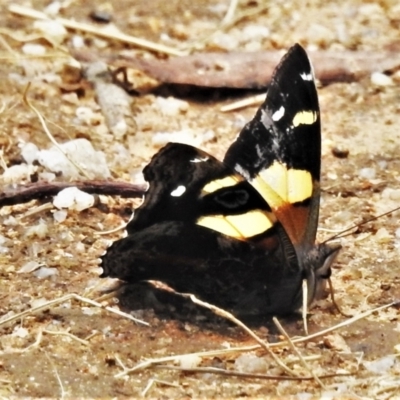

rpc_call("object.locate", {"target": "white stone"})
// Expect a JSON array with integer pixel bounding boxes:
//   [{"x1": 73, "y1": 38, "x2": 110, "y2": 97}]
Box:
[
  {"x1": 364, "y1": 355, "x2": 395, "y2": 374},
  {"x1": 13, "y1": 327, "x2": 29, "y2": 338},
  {"x1": 18, "y1": 261, "x2": 42, "y2": 273},
  {"x1": 178, "y1": 355, "x2": 202, "y2": 369},
  {"x1": 358, "y1": 167, "x2": 376, "y2": 180},
  {"x1": 33, "y1": 20, "x2": 67, "y2": 45},
  {"x1": 22, "y1": 43, "x2": 46, "y2": 56},
  {"x1": 25, "y1": 221, "x2": 49, "y2": 238},
  {"x1": 38, "y1": 172, "x2": 56, "y2": 182},
  {"x1": 371, "y1": 72, "x2": 394, "y2": 87},
  {"x1": 234, "y1": 353, "x2": 268, "y2": 374},
  {"x1": 1, "y1": 164, "x2": 36, "y2": 184},
  {"x1": 71, "y1": 35, "x2": 85, "y2": 48},
  {"x1": 53, "y1": 209, "x2": 68, "y2": 222},
  {"x1": 154, "y1": 97, "x2": 189, "y2": 116},
  {"x1": 21, "y1": 143, "x2": 39, "y2": 164},
  {"x1": 38, "y1": 138, "x2": 110, "y2": 179},
  {"x1": 241, "y1": 24, "x2": 270, "y2": 41},
  {"x1": 53, "y1": 187, "x2": 95, "y2": 211},
  {"x1": 34, "y1": 267, "x2": 58, "y2": 279}
]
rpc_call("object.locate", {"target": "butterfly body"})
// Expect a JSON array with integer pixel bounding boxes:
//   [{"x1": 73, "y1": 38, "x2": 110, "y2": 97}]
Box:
[{"x1": 101, "y1": 44, "x2": 341, "y2": 316}]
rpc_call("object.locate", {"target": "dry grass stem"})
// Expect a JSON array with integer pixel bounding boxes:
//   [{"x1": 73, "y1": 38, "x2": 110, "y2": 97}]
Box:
[
  {"x1": 181, "y1": 293, "x2": 298, "y2": 376},
  {"x1": 141, "y1": 379, "x2": 180, "y2": 397},
  {"x1": 0, "y1": 293, "x2": 149, "y2": 328},
  {"x1": 23, "y1": 84, "x2": 92, "y2": 179},
  {"x1": 9, "y1": 4, "x2": 186, "y2": 57},
  {"x1": 220, "y1": 94, "x2": 265, "y2": 112},
  {"x1": 273, "y1": 317, "x2": 326, "y2": 389}
]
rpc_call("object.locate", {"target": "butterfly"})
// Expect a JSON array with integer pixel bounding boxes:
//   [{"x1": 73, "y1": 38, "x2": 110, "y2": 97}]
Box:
[{"x1": 100, "y1": 44, "x2": 341, "y2": 316}]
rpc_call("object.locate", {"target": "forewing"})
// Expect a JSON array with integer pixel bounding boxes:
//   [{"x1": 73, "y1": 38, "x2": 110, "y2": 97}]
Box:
[
  {"x1": 127, "y1": 142, "x2": 278, "y2": 243},
  {"x1": 224, "y1": 44, "x2": 321, "y2": 246}
]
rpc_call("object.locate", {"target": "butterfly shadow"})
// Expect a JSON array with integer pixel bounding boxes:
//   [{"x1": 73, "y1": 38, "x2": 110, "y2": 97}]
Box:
[{"x1": 112, "y1": 281, "x2": 310, "y2": 338}]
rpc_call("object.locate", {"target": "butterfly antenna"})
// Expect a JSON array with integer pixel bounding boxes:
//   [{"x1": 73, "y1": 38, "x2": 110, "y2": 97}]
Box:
[{"x1": 322, "y1": 204, "x2": 400, "y2": 244}]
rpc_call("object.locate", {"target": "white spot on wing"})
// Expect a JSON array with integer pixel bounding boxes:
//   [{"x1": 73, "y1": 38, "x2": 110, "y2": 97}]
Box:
[
  {"x1": 170, "y1": 185, "x2": 186, "y2": 197},
  {"x1": 272, "y1": 106, "x2": 285, "y2": 121},
  {"x1": 260, "y1": 108, "x2": 275, "y2": 132},
  {"x1": 300, "y1": 72, "x2": 313, "y2": 81},
  {"x1": 234, "y1": 164, "x2": 250, "y2": 180},
  {"x1": 190, "y1": 157, "x2": 208, "y2": 163}
]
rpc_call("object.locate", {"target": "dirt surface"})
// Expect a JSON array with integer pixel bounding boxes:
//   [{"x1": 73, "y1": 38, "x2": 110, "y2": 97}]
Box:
[{"x1": 1, "y1": 0, "x2": 400, "y2": 398}]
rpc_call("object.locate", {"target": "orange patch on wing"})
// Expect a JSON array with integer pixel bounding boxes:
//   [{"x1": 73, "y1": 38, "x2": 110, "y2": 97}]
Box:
[{"x1": 273, "y1": 204, "x2": 310, "y2": 245}]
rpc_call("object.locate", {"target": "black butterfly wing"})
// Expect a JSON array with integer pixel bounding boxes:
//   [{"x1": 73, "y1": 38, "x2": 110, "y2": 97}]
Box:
[
  {"x1": 100, "y1": 44, "x2": 336, "y2": 315},
  {"x1": 102, "y1": 220, "x2": 302, "y2": 315},
  {"x1": 127, "y1": 142, "x2": 279, "y2": 243},
  {"x1": 224, "y1": 43, "x2": 321, "y2": 247},
  {"x1": 102, "y1": 143, "x2": 301, "y2": 314}
]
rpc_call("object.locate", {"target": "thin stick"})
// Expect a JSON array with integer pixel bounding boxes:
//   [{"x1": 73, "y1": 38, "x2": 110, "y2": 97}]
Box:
[
  {"x1": 18, "y1": 202, "x2": 54, "y2": 219},
  {"x1": 295, "y1": 301, "x2": 398, "y2": 343},
  {"x1": 141, "y1": 379, "x2": 180, "y2": 397},
  {"x1": 94, "y1": 222, "x2": 128, "y2": 235},
  {"x1": 0, "y1": 180, "x2": 146, "y2": 207},
  {"x1": 273, "y1": 317, "x2": 326, "y2": 389},
  {"x1": 181, "y1": 293, "x2": 298, "y2": 376},
  {"x1": 156, "y1": 365, "x2": 352, "y2": 381},
  {"x1": 9, "y1": 4, "x2": 187, "y2": 57},
  {"x1": 43, "y1": 329, "x2": 89, "y2": 346},
  {"x1": 0, "y1": 293, "x2": 149, "y2": 328},
  {"x1": 221, "y1": 0, "x2": 239, "y2": 25},
  {"x1": 220, "y1": 94, "x2": 265, "y2": 112},
  {"x1": 114, "y1": 301, "x2": 396, "y2": 378},
  {"x1": 45, "y1": 352, "x2": 66, "y2": 400},
  {"x1": 0, "y1": 148, "x2": 8, "y2": 171},
  {"x1": 0, "y1": 329, "x2": 43, "y2": 355},
  {"x1": 23, "y1": 83, "x2": 92, "y2": 179}
]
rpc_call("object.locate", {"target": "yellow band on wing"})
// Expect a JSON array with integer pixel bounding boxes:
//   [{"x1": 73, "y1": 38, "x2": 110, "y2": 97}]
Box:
[
  {"x1": 253, "y1": 161, "x2": 313, "y2": 205},
  {"x1": 202, "y1": 175, "x2": 241, "y2": 194},
  {"x1": 197, "y1": 210, "x2": 274, "y2": 239}
]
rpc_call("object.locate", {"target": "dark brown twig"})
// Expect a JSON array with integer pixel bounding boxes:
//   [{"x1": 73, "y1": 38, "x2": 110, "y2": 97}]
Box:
[
  {"x1": 0, "y1": 180, "x2": 146, "y2": 207},
  {"x1": 73, "y1": 49, "x2": 400, "y2": 89}
]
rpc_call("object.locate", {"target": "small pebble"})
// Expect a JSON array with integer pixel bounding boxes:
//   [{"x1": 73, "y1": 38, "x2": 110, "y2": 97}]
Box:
[
  {"x1": 178, "y1": 355, "x2": 202, "y2": 369},
  {"x1": 1, "y1": 164, "x2": 36, "y2": 184},
  {"x1": 89, "y1": 10, "x2": 113, "y2": 23},
  {"x1": 21, "y1": 43, "x2": 46, "y2": 56},
  {"x1": 34, "y1": 267, "x2": 58, "y2": 279},
  {"x1": 25, "y1": 221, "x2": 49, "y2": 239},
  {"x1": 375, "y1": 227, "x2": 392, "y2": 242},
  {"x1": 364, "y1": 355, "x2": 395, "y2": 374},
  {"x1": 38, "y1": 138, "x2": 110, "y2": 179},
  {"x1": 234, "y1": 354, "x2": 268, "y2": 374},
  {"x1": 359, "y1": 167, "x2": 376, "y2": 180},
  {"x1": 21, "y1": 143, "x2": 39, "y2": 164},
  {"x1": 71, "y1": 35, "x2": 85, "y2": 48},
  {"x1": 53, "y1": 209, "x2": 68, "y2": 223},
  {"x1": 33, "y1": 20, "x2": 67, "y2": 45},
  {"x1": 154, "y1": 97, "x2": 189, "y2": 116},
  {"x1": 371, "y1": 72, "x2": 393, "y2": 87},
  {"x1": 53, "y1": 187, "x2": 95, "y2": 211},
  {"x1": 331, "y1": 146, "x2": 349, "y2": 158},
  {"x1": 18, "y1": 261, "x2": 41, "y2": 274}
]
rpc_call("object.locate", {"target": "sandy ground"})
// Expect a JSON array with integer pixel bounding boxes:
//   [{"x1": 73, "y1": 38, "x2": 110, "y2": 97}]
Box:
[{"x1": 1, "y1": 0, "x2": 400, "y2": 398}]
